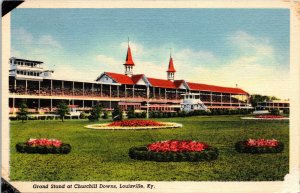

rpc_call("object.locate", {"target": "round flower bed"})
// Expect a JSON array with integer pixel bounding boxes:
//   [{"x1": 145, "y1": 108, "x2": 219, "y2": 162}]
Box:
[
  {"x1": 129, "y1": 140, "x2": 219, "y2": 162},
  {"x1": 235, "y1": 139, "x2": 284, "y2": 154},
  {"x1": 16, "y1": 138, "x2": 71, "y2": 154},
  {"x1": 85, "y1": 120, "x2": 182, "y2": 130}
]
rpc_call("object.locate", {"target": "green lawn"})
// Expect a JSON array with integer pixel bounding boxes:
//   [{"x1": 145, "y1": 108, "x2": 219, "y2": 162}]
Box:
[{"x1": 9, "y1": 115, "x2": 289, "y2": 181}]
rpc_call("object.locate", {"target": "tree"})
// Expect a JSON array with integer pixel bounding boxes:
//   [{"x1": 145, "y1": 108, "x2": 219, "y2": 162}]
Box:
[
  {"x1": 112, "y1": 107, "x2": 123, "y2": 121},
  {"x1": 17, "y1": 101, "x2": 28, "y2": 123},
  {"x1": 102, "y1": 110, "x2": 108, "y2": 119},
  {"x1": 127, "y1": 108, "x2": 135, "y2": 119},
  {"x1": 250, "y1": 94, "x2": 280, "y2": 108},
  {"x1": 56, "y1": 102, "x2": 69, "y2": 122},
  {"x1": 88, "y1": 104, "x2": 102, "y2": 121}
]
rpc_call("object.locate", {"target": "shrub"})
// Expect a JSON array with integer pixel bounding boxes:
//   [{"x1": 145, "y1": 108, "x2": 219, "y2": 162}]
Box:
[
  {"x1": 17, "y1": 101, "x2": 28, "y2": 123},
  {"x1": 102, "y1": 110, "x2": 108, "y2": 119},
  {"x1": 89, "y1": 104, "x2": 103, "y2": 121},
  {"x1": 112, "y1": 107, "x2": 123, "y2": 121},
  {"x1": 140, "y1": 111, "x2": 147, "y2": 118},
  {"x1": 16, "y1": 143, "x2": 71, "y2": 154},
  {"x1": 283, "y1": 108, "x2": 289, "y2": 115},
  {"x1": 56, "y1": 102, "x2": 69, "y2": 122},
  {"x1": 270, "y1": 109, "x2": 280, "y2": 115},
  {"x1": 235, "y1": 140, "x2": 284, "y2": 154},
  {"x1": 79, "y1": 112, "x2": 87, "y2": 119},
  {"x1": 127, "y1": 108, "x2": 135, "y2": 119}
]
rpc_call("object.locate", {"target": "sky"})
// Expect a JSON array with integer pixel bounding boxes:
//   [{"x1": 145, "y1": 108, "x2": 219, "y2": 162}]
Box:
[{"x1": 11, "y1": 9, "x2": 290, "y2": 99}]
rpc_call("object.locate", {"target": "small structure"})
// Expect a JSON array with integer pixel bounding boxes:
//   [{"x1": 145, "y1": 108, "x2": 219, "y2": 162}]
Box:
[{"x1": 180, "y1": 93, "x2": 207, "y2": 112}]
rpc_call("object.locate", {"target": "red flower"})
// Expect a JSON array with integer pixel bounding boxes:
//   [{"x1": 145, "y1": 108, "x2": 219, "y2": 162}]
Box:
[
  {"x1": 255, "y1": 115, "x2": 285, "y2": 119},
  {"x1": 108, "y1": 120, "x2": 165, "y2": 127},
  {"x1": 147, "y1": 140, "x2": 209, "y2": 152},
  {"x1": 26, "y1": 138, "x2": 63, "y2": 148},
  {"x1": 246, "y1": 138, "x2": 278, "y2": 147}
]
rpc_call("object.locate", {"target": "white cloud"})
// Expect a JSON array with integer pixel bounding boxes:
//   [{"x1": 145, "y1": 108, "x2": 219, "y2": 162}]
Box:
[
  {"x1": 11, "y1": 28, "x2": 63, "y2": 57},
  {"x1": 183, "y1": 31, "x2": 290, "y2": 99},
  {"x1": 120, "y1": 41, "x2": 145, "y2": 57},
  {"x1": 38, "y1": 35, "x2": 62, "y2": 48},
  {"x1": 12, "y1": 27, "x2": 33, "y2": 44}
]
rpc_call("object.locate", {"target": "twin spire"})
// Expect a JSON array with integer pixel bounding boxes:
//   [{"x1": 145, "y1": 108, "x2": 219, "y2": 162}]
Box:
[
  {"x1": 123, "y1": 39, "x2": 176, "y2": 80},
  {"x1": 124, "y1": 39, "x2": 135, "y2": 76}
]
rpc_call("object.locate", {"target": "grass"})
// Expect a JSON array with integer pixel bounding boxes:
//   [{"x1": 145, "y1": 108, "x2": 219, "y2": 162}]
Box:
[{"x1": 9, "y1": 115, "x2": 289, "y2": 181}]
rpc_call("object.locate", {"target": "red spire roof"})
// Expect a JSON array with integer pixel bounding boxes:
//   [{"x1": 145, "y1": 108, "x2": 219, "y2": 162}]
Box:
[
  {"x1": 167, "y1": 57, "x2": 176, "y2": 72},
  {"x1": 124, "y1": 46, "x2": 135, "y2": 66}
]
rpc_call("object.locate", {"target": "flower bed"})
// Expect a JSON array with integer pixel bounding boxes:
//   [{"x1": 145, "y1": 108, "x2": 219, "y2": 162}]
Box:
[
  {"x1": 16, "y1": 138, "x2": 71, "y2": 154},
  {"x1": 255, "y1": 115, "x2": 285, "y2": 119},
  {"x1": 129, "y1": 140, "x2": 219, "y2": 162},
  {"x1": 85, "y1": 120, "x2": 182, "y2": 130},
  {"x1": 108, "y1": 120, "x2": 165, "y2": 127},
  {"x1": 235, "y1": 139, "x2": 284, "y2": 154}
]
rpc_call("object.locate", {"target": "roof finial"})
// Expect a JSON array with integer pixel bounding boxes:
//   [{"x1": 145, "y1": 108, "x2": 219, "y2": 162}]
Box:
[
  {"x1": 128, "y1": 37, "x2": 130, "y2": 48},
  {"x1": 170, "y1": 48, "x2": 172, "y2": 58}
]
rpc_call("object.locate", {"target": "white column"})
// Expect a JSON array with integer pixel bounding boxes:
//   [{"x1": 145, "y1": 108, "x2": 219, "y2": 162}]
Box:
[
  {"x1": 25, "y1": 80, "x2": 27, "y2": 94},
  {"x1": 133, "y1": 85, "x2": 135, "y2": 98},
  {"x1": 165, "y1": 88, "x2": 167, "y2": 100},
  {"x1": 220, "y1": 93, "x2": 223, "y2": 106},
  {"x1": 62, "y1": 81, "x2": 64, "y2": 95},
  {"x1": 83, "y1": 82, "x2": 85, "y2": 96},
  {"x1": 51, "y1": 80, "x2": 53, "y2": 95},
  {"x1": 110, "y1": 85, "x2": 112, "y2": 97},
  {"x1": 38, "y1": 81, "x2": 41, "y2": 95},
  {"x1": 153, "y1": 87, "x2": 155, "y2": 99},
  {"x1": 117, "y1": 85, "x2": 119, "y2": 97},
  {"x1": 12, "y1": 98, "x2": 15, "y2": 114},
  {"x1": 92, "y1": 83, "x2": 94, "y2": 95}
]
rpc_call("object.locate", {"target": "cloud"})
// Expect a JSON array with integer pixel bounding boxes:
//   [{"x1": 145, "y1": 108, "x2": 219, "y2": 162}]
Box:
[
  {"x1": 183, "y1": 31, "x2": 289, "y2": 99},
  {"x1": 12, "y1": 28, "x2": 289, "y2": 99},
  {"x1": 38, "y1": 35, "x2": 62, "y2": 48},
  {"x1": 120, "y1": 41, "x2": 145, "y2": 57},
  {"x1": 12, "y1": 27, "x2": 33, "y2": 44},
  {"x1": 11, "y1": 28, "x2": 63, "y2": 58}
]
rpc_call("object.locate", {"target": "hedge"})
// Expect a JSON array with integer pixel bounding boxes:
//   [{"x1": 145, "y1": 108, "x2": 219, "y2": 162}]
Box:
[
  {"x1": 235, "y1": 141, "x2": 284, "y2": 154},
  {"x1": 149, "y1": 109, "x2": 253, "y2": 118},
  {"x1": 129, "y1": 146, "x2": 219, "y2": 162},
  {"x1": 16, "y1": 143, "x2": 71, "y2": 154}
]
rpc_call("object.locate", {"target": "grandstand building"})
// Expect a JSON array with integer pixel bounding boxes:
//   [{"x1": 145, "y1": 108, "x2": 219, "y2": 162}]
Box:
[{"x1": 9, "y1": 44, "x2": 251, "y2": 114}]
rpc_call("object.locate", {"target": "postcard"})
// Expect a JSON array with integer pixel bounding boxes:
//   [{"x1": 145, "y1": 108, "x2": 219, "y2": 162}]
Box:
[{"x1": 1, "y1": 0, "x2": 300, "y2": 192}]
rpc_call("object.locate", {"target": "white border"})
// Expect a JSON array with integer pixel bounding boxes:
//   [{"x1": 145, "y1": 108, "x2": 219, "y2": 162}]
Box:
[{"x1": 1, "y1": 0, "x2": 300, "y2": 192}]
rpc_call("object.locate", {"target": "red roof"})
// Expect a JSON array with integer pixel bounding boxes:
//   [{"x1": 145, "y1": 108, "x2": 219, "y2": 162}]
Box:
[
  {"x1": 147, "y1": 77, "x2": 176, "y2": 89},
  {"x1": 166, "y1": 57, "x2": 176, "y2": 72},
  {"x1": 105, "y1": 72, "x2": 134, "y2": 85},
  {"x1": 173, "y1": 80, "x2": 185, "y2": 88},
  {"x1": 124, "y1": 46, "x2": 135, "y2": 66},
  {"x1": 187, "y1": 82, "x2": 248, "y2": 95},
  {"x1": 131, "y1": 74, "x2": 144, "y2": 84}
]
